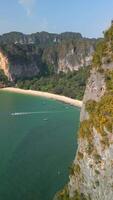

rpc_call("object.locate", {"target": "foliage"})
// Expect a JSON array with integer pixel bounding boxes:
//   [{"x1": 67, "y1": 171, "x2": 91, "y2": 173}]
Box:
[
  {"x1": 80, "y1": 24, "x2": 113, "y2": 148},
  {"x1": 95, "y1": 170, "x2": 100, "y2": 175},
  {"x1": 93, "y1": 24, "x2": 113, "y2": 68},
  {"x1": 0, "y1": 31, "x2": 98, "y2": 80},
  {"x1": 55, "y1": 23, "x2": 113, "y2": 200},
  {"x1": 77, "y1": 152, "x2": 84, "y2": 160},
  {"x1": 86, "y1": 94, "x2": 113, "y2": 134},
  {"x1": 70, "y1": 163, "x2": 81, "y2": 175},
  {"x1": 55, "y1": 186, "x2": 89, "y2": 200},
  {"x1": 0, "y1": 69, "x2": 11, "y2": 87},
  {"x1": 92, "y1": 40, "x2": 107, "y2": 67},
  {"x1": 93, "y1": 154, "x2": 101, "y2": 161},
  {"x1": 105, "y1": 71, "x2": 113, "y2": 90},
  {"x1": 79, "y1": 67, "x2": 113, "y2": 145},
  {"x1": 16, "y1": 67, "x2": 90, "y2": 100},
  {"x1": 0, "y1": 69, "x2": 8, "y2": 83},
  {"x1": 104, "y1": 25, "x2": 113, "y2": 42},
  {"x1": 79, "y1": 120, "x2": 92, "y2": 139}
]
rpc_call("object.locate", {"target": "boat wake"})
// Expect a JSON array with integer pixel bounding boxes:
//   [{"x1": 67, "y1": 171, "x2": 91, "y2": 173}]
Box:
[
  {"x1": 11, "y1": 111, "x2": 52, "y2": 116},
  {"x1": 11, "y1": 110, "x2": 71, "y2": 116}
]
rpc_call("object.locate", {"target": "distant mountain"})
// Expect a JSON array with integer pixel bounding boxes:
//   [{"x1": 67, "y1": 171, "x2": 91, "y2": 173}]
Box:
[
  {"x1": 0, "y1": 31, "x2": 83, "y2": 45},
  {"x1": 0, "y1": 31, "x2": 100, "y2": 81}
]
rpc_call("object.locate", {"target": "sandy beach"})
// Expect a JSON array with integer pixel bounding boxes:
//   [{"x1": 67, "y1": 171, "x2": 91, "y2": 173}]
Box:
[{"x1": 1, "y1": 87, "x2": 82, "y2": 108}]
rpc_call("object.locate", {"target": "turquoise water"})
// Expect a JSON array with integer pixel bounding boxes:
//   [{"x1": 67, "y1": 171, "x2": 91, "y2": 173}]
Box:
[{"x1": 0, "y1": 91, "x2": 80, "y2": 200}]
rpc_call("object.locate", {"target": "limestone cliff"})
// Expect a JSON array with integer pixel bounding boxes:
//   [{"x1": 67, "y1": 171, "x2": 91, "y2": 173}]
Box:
[
  {"x1": 55, "y1": 23, "x2": 113, "y2": 200},
  {"x1": 0, "y1": 52, "x2": 11, "y2": 80},
  {"x1": 0, "y1": 32, "x2": 98, "y2": 81},
  {"x1": 0, "y1": 45, "x2": 44, "y2": 81}
]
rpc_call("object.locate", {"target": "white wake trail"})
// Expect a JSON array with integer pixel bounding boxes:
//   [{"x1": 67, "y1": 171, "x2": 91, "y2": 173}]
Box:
[
  {"x1": 11, "y1": 111, "x2": 53, "y2": 116},
  {"x1": 11, "y1": 110, "x2": 70, "y2": 116}
]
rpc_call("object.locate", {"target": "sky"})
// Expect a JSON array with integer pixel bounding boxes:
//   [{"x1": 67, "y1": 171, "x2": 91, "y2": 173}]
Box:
[{"x1": 0, "y1": 0, "x2": 113, "y2": 38}]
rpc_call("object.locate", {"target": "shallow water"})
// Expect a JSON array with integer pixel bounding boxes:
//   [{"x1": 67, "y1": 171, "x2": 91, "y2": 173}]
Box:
[{"x1": 0, "y1": 91, "x2": 80, "y2": 200}]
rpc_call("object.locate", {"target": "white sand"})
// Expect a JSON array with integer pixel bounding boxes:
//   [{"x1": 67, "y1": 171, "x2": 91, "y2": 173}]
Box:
[{"x1": 1, "y1": 87, "x2": 82, "y2": 108}]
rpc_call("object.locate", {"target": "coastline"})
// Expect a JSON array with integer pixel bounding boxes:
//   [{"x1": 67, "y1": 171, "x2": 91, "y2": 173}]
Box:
[{"x1": 1, "y1": 87, "x2": 82, "y2": 108}]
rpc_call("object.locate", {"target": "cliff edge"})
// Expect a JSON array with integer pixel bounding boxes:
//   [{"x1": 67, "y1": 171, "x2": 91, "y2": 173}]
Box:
[{"x1": 55, "y1": 23, "x2": 113, "y2": 200}]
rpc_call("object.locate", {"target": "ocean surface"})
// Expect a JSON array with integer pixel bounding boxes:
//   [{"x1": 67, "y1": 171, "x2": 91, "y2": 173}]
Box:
[{"x1": 0, "y1": 91, "x2": 80, "y2": 200}]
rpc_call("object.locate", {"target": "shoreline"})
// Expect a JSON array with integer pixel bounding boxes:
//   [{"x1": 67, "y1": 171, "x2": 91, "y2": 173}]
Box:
[{"x1": 1, "y1": 87, "x2": 82, "y2": 108}]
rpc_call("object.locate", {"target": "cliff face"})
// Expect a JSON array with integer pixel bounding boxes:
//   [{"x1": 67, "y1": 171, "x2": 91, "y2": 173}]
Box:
[
  {"x1": 0, "y1": 52, "x2": 11, "y2": 80},
  {"x1": 55, "y1": 24, "x2": 113, "y2": 200},
  {"x1": 0, "y1": 32, "x2": 98, "y2": 81},
  {"x1": 57, "y1": 42, "x2": 93, "y2": 73},
  {"x1": 0, "y1": 50, "x2": 41, "y2": 81},
  {"x1": 0, "y1": 44, "x2": 46, "y2": 81}
]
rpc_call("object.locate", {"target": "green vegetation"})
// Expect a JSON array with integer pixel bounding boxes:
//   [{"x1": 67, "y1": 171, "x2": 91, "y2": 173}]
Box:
[
  {"x1": 104, "y1": 24, "x2": 113, "y2": 42},
  {"x1": 93, "y1": 24, "x2": 113, "y2": 68},
  {"x1": 77, "y1": 152, "x2": 84, "y2": 160},
  {"x1": 0, "y1": 31, "x2": 98, "y2": 81},
  {"x1": 79, "y1": 24, "x2": 113, "y2": 145},
  {"x1": 79, "y1": 120, "x2": 92, "y2": 139},
  {"x1": 0, "y1": 69, "x2": 10, "y2": 86},
  {"x1": 95, "y1": 170, "x2": 100, "y2": 175},
  {"x1": 16, "y1": 67, "x2": 90, "y2": 100},
  {"x1": 94, "y1": 154, "x2": 101, "y2": 161},
  {"x1": 79, "y1": 71, "x2": 113, "y2": 146},
  {"x1": 54, "y1": 23, "x2": 113, "y2": 200},
  {"x1": 92, "y1": 40, "x2": 107, "y2": 67},
  {"x1": 55, "y1": 186, "x2": 89, "y2": 200},
  {"x1": 0, "y1": 69, "x2": 8, "y2": 83},
  {"x1": 86, "y1": 94, "x2": 113, "y2": 135},
  {"x1": 105, "y1": 70, "x2": 113, "y2": 90},
  {"x1": 70, "y1": 163, "x2": 81, "y2": 176},
  {"x1": 79, "y1": 92, "x2": 113, "y2": 148}
]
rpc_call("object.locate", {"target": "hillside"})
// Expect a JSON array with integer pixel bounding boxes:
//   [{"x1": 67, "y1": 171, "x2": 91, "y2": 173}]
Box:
[
  {"x1": 16, "y1": 67, "x2": 90, "y2": 100},
  {"x1": 54, "y1": 22, "x2": 113, "y2": 200},
  {"x1": 0, "y1": 31, "x2": 98, "y2": 81}
]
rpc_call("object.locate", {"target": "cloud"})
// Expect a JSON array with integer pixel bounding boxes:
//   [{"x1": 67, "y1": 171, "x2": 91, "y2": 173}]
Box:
[{"x1": 18, "y1": 0, "x2": 36, "y2": 16}]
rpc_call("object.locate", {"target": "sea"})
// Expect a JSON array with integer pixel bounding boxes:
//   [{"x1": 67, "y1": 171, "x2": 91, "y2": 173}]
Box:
[{"x1": 0, "y1": 91, "x2": 80, "y2": 200}]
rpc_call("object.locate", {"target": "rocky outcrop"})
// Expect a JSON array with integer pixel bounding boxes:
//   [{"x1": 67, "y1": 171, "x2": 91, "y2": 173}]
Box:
[
  {"x1": 43, "y1": 38, "x2": 96, "y2": 73},
  {"x1": 67, "y1": 69, "x2": 107, "y2": 199},
  {"x1": 0, "y1": 44, "x2": 45, "y2": 81},
  {"x1": 0, "y1": 50, "x2": 41, "y2": 81},
  {"x1": 55, "y1": 23, "x2": 113, "y2": 200},
  {"x1": 57, "y1": 43, "x2": 94, "y2": 73},
  {"x1": 0, "y1": 52, "x2": 11, "y2": 80},
  {"x1": 80, "y1": 69, "x2": 106, "y2": 122},
  {"x1": 0, "y1": 31, "x2": 98, "y2": 81}
]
